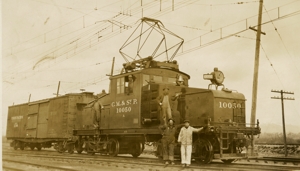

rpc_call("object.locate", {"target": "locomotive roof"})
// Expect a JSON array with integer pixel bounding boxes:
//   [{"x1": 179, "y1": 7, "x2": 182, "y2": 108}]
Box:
[
  {"x1": 111, "y1": 67, "x2": 190, "y2": 79},
  {"x1": 111, "y1": 57, "x2": 190, "y2": 79},
  {"x1": 210, "y1": 89, "x2": 245, "y2": 100}
]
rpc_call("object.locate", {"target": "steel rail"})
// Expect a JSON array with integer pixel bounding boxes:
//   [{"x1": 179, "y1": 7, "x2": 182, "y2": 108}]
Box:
[
  {"x1": 3, "y1": 150, "x2": 300, "y2": 171},
  {"x1": 2, "y1": 158, "x2": 78, "y2": 171}
]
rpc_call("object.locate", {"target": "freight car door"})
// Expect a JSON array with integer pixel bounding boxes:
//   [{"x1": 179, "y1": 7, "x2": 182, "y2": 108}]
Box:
[
  {"x1": 27, "y1": 104, "x2": 39, "y2": 138},
  {"x1": 37, "y1": 102, "x2": 49, "y2": 138}
]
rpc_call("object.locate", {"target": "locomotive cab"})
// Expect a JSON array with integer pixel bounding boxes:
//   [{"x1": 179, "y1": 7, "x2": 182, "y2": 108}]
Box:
[{"x1": 99, "y1": 56, "x2": 191, "y2": 129}]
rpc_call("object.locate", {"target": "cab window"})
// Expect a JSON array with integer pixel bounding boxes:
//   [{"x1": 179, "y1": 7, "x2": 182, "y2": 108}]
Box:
[
  {"x1": 117, "y1": 77, "x2": 124, "y2": 94},
  {"x1": 168, "y1": 77, "x2": 176, "y2": 84},
  {"x1": 142, "y1": 74, "x2": 150, "y2": 86},
  {"x1": 153, "y1": 75, "x2": 163, "y2": 82},
  {"x1": 117, "y1": 75, "x2": 135, "y2": 95}
]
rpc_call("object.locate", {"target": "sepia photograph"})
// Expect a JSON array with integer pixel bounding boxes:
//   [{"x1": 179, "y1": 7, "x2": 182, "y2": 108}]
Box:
[{"x1": 2, "y1": 0, "x2": 300, "y2": 170}]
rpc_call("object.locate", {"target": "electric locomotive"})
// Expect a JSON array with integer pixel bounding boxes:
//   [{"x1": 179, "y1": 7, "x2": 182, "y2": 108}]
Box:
[
  {"x1": 72, "y1": 17, "x2": 261, "y2": 164},
  {"x1": 73, "y1": 56, "x2": 261, "y2": 163}
]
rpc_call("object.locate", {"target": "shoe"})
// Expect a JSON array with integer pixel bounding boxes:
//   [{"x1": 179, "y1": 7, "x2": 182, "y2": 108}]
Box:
[
  {"x1": 171, "y1": 162, "x2": 175, "y2": 165},
  {"x1": 182, "y1": 164, "x2": 185, "y2": 168},
  {"x1": 165, "y1": 161, "x2": 169, "y2": 165},
  {"x1": 186, "y1": 164, "x2": 190, "y2": 167}
]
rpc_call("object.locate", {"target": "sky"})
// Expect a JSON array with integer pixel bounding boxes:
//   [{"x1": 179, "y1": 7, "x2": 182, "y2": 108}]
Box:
[{"x1": 2, "y1": 0, "x2": 300, "y2": 135}]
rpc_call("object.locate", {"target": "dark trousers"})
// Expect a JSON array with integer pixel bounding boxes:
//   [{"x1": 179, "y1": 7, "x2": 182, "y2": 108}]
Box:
[{"x1": 162, "y1": 138, "x2": 174, "y2": 161}]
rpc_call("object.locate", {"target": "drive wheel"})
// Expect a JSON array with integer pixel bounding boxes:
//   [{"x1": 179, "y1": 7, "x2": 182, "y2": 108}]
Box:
[
  {"x1": 13, "y1": 144, "x2": 18, "y2": 150},
  {"x1": 57, "y1": 142, "x2": 65, "y2": 153},
  {"x1": 195, "y1": 138, "x2": 214, "y2": 164},
  {"x1": 37, "y1": 144, "x2": 42, "y2": 151},
  {"x1": 221, "y1": 159, "x2": 236, "y2": 164},
  {"x1": 30, "y1": 145, "x2": 35, "y2": 150},
  {"x1": 131, "y1": 142, "x2": 144, "y2": 158},
  {"x1": 20, "y1": 142, "x2": 25, "y2": 150},
  {"x1": 67, "y1": 143, "x2": 74, "y2": 154},
  {"x1": 108, "y1": 138, "x2": 119, "y2": 157}
]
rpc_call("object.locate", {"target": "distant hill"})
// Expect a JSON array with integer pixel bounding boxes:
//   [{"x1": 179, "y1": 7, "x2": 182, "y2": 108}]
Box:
[{"x1": 260, "y1": 123, "x2": 300, "y2": 133}]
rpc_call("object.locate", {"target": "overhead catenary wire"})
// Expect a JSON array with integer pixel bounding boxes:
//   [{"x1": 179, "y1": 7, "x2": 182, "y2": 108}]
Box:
[
  {"x1": 3, "y1": 0, "x2": 184, "y2": 82},
  {"x1": 3, "y1": 1, "x2": 298, "y2": 87},
  {"x1": 262, "y1": 4, "x2": 300, "y2": 75}
]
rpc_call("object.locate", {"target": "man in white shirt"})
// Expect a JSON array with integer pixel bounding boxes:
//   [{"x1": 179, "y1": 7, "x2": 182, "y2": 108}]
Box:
[{"x1": 178, "y1": 120, "x2": 203, "y2": 167}]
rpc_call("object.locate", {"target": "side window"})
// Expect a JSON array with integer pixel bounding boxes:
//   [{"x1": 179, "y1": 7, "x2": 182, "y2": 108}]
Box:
[
  {"x1": 124, "y1": 75, "x2": 134, "y2": 94},
  {"x1": 117, "y1": 77, "x2": 124, "y2": 94},
  {"x1": 117, "y1": 75, "x2": 135, "y2": 95},
  {"x1": 168, "y1": 77, "x2": 176, "y2": 84},
  {"x1": 142, "y1": 74, "x2": 150, "y2": 86},
  {"x1": 153, "y1": 75, "x2": 163, "y2": 82}
]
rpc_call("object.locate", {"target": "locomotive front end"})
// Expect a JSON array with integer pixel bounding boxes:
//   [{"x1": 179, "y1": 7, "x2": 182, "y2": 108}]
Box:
[{"x1": 189, "y1": 68, "x2": 261, "y2": 164}]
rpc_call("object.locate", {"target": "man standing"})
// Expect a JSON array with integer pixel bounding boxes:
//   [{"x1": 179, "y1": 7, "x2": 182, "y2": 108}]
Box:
[
  {"x1": 172, "y1": 87, "x2": 187, "y2": 123},
  {"x1": 178, "y1": 120, "x2": 203, "y2": 167},
  {"x1": 159, "y1": 119, "x2": 177, "y2": 166},
  {"x1": 157, "y1": 87, "x2": 172, "y2": 125}
]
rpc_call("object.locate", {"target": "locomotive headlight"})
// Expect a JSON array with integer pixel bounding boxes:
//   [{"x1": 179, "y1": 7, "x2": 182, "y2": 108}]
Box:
[{"x1": 210, "y1": 127, "x2": 214, "y2": 132}]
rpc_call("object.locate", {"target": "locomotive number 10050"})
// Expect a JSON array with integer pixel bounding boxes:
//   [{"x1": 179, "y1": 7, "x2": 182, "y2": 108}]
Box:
[{"x1": 219, "y1": 102, "x2": 242, "y2": 109}]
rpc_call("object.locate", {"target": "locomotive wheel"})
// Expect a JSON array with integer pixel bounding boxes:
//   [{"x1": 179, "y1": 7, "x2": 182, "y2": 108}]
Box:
[
  {"x1": 57, "y1": 142, "x2": 65, "y2": 153},
  {"x1": 195, "y1": 138, "x2": 214, "y2": 164},
  {"x1": 30, "y1": 145, "x2": 35, "y2": 150},
  {"x1": 37, "y1": 144, "x2": 42, "y2": 151},
  {"x1": 108, "y1": 138, "x2": 119, "y2": 157},
  {"x1": 67, "y1": 143, "x2": 74, "y2": 154},
  {"x1": 20, "y1": 142, "x2": 24, "y2": 150},
  {"x1": 131, "y1": 142, "x2": 143, "y2": 158},
  {"x1": 221, "y1": 159, "x2": 236, "y2": 164}
]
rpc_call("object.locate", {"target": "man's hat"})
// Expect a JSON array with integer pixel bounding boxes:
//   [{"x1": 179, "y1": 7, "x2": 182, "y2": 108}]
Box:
[
  {"x1": 183, "y1": 119, "x2": 190, "y2": 123},
  {"x1": 168, "y1": 118, "x2": 175, "y2": 123}
]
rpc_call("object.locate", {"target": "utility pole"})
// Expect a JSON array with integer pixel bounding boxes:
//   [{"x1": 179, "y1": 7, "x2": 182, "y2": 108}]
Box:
[
  {"x1": 250, "y1": 0, "x2": 264, "y2": 127},
  {"x1": 110, "y1": 57, "x2": 115, "y2": 76},
  {"x1": 56, "y1": 81, "x2": 61, "y2": 97},
  {"x1": 271, "y1": 90, "x2": 295, "y2": 157},
  {"x1": 160, "y1": 0, "x2": 162, "y2": 11},
  {"x1": 28, "y1": 94, "x2": 31, "y2": 103},
  {"x1": 172, "y1": 0, "x2": 174, "y2": 11}
]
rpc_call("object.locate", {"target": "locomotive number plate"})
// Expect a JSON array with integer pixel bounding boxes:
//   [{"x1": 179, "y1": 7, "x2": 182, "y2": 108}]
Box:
[{"x1": 219, "y1": 102, "x2": 242, "y2": 109}]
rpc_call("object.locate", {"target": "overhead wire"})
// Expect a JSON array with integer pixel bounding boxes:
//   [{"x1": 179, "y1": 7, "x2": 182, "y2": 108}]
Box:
[
  {"x1": 4, "y1": 0, "x2": 124, "y2": 51},
  {"x1": 263, "y1": 4, "x2": 300, "y2": 75},
  {"x1": 4, "y1": 0, "x2": 300, "y2": 93}
]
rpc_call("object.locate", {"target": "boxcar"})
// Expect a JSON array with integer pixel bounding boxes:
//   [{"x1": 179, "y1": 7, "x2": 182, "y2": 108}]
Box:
[{"x1": 7, "y1": 92, "x2": 94, "y2": 152}]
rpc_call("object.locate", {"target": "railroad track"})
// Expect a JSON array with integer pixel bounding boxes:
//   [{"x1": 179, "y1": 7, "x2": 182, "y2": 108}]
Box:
[
  {"x1": 3, "y1": 158, "x2": 78, "y2": 171},
  {"x1": 3, "y1": 150, "x2": 300, "y2": 171}
]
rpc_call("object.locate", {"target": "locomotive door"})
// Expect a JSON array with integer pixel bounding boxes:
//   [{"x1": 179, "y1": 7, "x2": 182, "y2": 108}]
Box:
[
  {"x1": 37, "y1": 102, "x2": 49, "y2": 138},
  {"x1": 27, "y1": 104, "x2": 39, "y2": 138}
]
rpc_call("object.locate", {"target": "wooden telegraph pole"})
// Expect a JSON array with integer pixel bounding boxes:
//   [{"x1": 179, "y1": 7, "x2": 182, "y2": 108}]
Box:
[
  {"x1": 250, "y1": 0, "x2": 264, "y2": 128},
  {"x1": 271, "y1": 90, "x2": 295, "y2": 157}
]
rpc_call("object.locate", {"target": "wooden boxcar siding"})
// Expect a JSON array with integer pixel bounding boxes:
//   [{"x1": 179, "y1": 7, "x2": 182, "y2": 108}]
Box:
[
  {"x1": 6, "y1": 104, "x2": 28, "y2": 138},
  {"x1": 47, "y1": 94, "x2": 94, "y2": 138},
  {"x1": 47, "y1": 97, "x2": 66, "y2": 138}
]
